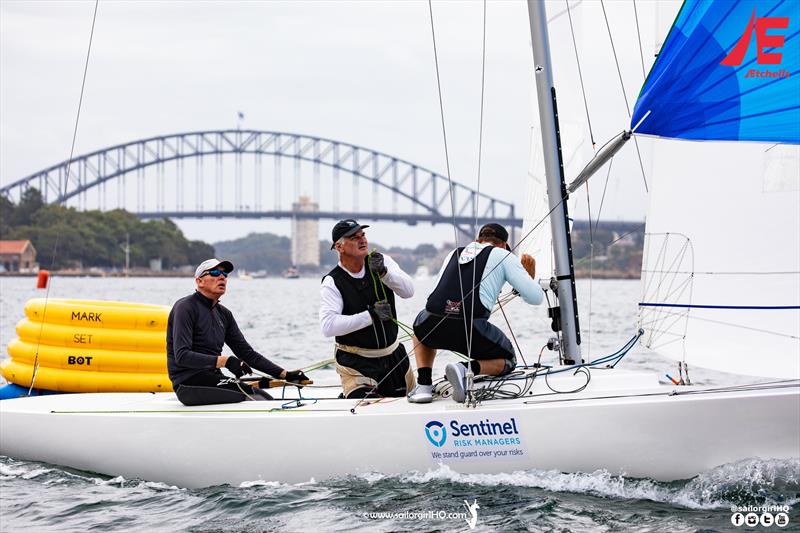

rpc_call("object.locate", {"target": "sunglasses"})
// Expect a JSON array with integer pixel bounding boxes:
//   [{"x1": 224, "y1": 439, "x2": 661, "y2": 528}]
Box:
[{"x1": 202, "y1": 269, "x2": 228, "y2": 278}]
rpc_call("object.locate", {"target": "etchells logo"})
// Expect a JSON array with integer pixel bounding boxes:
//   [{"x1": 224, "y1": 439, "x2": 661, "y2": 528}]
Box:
[
  {"x1": 721, "y1": 8, "x2": 791, "y2": 79},
  {"x1": 425, "y1": 421, "x2": 447, "y2": 447}
]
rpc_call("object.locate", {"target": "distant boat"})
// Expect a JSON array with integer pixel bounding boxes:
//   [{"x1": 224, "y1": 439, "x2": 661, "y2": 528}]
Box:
[
  {"x1": 283, "y1": 266, "x2": 299, "y2": 279},
  {"x1": 236, "y1": 270, "x2": 253, "y2": 281}
]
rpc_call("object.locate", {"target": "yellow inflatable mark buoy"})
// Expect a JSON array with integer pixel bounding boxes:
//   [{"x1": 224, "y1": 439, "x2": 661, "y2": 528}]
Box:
[
  {"x1": 6, "y1": 339, "x2": 167, "y2": 373},
  {"x1": 15, "y1": 318, "x2": 166, "y2": 352},
  {"x1": 24, "y1": 298, "x2": 169, "y2": 329},
  {"x1": 0, "y1": 358, "x2": 173, "y2": 393},
  {"x1": 3, "y1": 298, "x2": 173, "y2": 393}
]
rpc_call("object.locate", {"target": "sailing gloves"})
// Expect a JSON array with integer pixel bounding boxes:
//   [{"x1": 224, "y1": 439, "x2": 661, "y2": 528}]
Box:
[
  {"x1": 368, "y1": 251, "x2": 387, "y2": 278},
  {"x1": 284, "y1": 370, "x2": 310, "y2": 384},
  {"x1": 224, "y1": 356, "x2": 252, "y2": 378},
  {"x1": 368, "y1": 301, "x2": 393, "y2": 322}
]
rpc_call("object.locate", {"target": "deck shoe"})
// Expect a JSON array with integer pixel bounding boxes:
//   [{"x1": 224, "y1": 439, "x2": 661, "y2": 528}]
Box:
[
  {"x1": 407, "y1": 384, "x2": 433, "y2": 403},
  {"x1": 445, "y1": 363, "x2": 467, "y2": 403}
]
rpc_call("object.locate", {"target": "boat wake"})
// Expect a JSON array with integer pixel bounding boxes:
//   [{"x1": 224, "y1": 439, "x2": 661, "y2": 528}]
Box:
[
  {"x1": 2, "y1": 455, "x2": 797, "y2": 512},
  {"x1": 352, "y1": 458, "x2": 800, "y2": 510},
  {"x1": 0, "y1": 457, "x2": 182, "y2": 491}
]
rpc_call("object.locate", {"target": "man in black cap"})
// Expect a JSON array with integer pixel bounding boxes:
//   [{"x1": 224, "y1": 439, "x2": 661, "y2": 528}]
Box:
[
  {"x1": 167, "y1": 258, "x2": 309, "y2": 405},
  {"x1": 407, "y1": 223, "x2": 543, "y2": 404},
  {"x1": 320, "y1": 219, "x2": 416, "y2": 398}
]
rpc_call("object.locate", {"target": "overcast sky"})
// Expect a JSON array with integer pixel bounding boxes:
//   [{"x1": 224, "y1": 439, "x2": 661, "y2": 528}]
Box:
[{"x1": 1, "y1": 0, "x2": 678, "y2": 247}]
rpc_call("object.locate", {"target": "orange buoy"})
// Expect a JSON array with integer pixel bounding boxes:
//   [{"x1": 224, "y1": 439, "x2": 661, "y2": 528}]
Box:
[{"x1": 36, "y1": 270, "x2": 49, "y2": 289}]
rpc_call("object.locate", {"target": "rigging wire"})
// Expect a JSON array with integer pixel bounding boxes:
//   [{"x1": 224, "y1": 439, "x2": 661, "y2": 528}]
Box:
[
  {"x1": 462, "y1": 331, "x2": 643, "y2": 402},
  {"x1": 592, "y1": 157, "x2": 614, "y2": 233},
  {"x1": 425, "y1": 0, "x2": 473, "y2": 368},
  {"x1": 565, "y1": 0, "x2": 596, "y2": 149},
  {"x1": 599, "y1": 0, "x2": 649, "y2": 193},
  {"x1": 351, "y1": 177, "x2": 571, "y2": 412},
  {"x1": 584, "y1": 182, "x2": 593, "y2": 360},
  {"x1": 467, "y1": 0, "x2": 488, "y2": 370},
  {"x1": 353, "y1": 1, "x2": 490, "y2": 414},
  {"x1": 495, "y1": 297, "x2": 527, "y2": 367},
  {"x1": 600, "y1": 0, "x2": 631, "y2": 117},
  {"x1": 362, "y1": 0, "x2": 673, "y2": 407},
  {"x1": 28, "y1": 0, "x2": 100, "y2": 396},
  {"x1": 632, "y1": 0, "x2": 647, "y2": 80}
]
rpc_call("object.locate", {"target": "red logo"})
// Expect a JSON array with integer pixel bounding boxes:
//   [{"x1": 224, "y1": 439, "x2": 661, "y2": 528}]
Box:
[{"x1": 720, "y1": 9, "x2": 789, "y2": 66}]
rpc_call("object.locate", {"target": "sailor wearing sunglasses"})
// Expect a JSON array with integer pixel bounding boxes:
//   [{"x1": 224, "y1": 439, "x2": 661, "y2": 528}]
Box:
[{"x1": 166, "y1": 258, "x2": 308, "y2": 405}]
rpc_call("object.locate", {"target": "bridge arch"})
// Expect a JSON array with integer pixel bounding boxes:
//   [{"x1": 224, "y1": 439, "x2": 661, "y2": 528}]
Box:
[{"x1": 0, "y1": 130, "x2": 520, "y2": 230}]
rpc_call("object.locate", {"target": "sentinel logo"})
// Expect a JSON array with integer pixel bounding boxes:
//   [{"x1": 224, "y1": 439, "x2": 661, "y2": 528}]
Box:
[
  {"x1": 721, "y1": 8, "x2": 790, "y2": 79},
  {"x1": 425, "y1": 421, "x2": 447, "y2": 447},
  {"x1": 425, "y1": 418, "x2": 521, "y2": 447}
]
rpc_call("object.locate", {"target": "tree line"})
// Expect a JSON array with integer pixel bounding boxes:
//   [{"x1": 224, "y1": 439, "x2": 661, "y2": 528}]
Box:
[{"x1": 0, "y1": 188, "x2": 214, "y2": 270}]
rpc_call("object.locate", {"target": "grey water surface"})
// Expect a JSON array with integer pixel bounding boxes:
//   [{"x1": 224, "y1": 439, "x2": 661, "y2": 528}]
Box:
[{"x1": 0, "y1": 276, "x2": 797, "y2": 532}]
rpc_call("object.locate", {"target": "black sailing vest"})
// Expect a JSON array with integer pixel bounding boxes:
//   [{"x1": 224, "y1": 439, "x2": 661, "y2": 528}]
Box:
[
  {"x1": 326, "y1": 257, "x2": 398, "y2": 349},
  {"x1": 426, "y1": 245, "x2": 493, "y2": 320}
]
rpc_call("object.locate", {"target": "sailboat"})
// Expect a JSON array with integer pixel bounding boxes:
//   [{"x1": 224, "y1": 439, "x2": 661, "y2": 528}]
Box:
[{"x1": 0, "y1": 0, "x2": 797, "y2": 488}]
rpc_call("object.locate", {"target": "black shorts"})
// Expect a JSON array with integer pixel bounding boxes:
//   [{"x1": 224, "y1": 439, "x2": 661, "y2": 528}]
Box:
[{"x1": 412, "y1": 310, "x2": 516, "y2": 363}]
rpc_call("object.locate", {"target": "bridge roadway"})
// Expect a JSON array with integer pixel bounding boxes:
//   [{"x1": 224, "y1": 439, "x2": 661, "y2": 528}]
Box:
[{"x1": 139, "y1": 209, "x2": 643, "y2": 235}]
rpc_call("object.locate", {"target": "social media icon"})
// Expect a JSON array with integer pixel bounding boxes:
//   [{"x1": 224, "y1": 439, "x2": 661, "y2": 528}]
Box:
[
  {"x1": 731, "y1": 512, "x2": 745, "y2": 527},
  {"x1": 761, "y1": 513, "x2": 775, "y2": 527},
  {"x1": 775, "y1": 512, "x2": 790, "y2": 527},
  {"x1": 745, "y1": 513, "x2": 759, "y2": 527}
]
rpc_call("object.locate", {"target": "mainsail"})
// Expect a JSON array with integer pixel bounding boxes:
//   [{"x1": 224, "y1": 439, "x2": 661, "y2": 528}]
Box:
[{"x1": 632, "y1": 0, "x2": 800, "y2": 379}]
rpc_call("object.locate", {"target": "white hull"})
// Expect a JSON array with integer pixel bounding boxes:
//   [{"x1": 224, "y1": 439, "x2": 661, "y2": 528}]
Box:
[{"x1": 1, "y1": 371, "x2": 797, "y2": 488}]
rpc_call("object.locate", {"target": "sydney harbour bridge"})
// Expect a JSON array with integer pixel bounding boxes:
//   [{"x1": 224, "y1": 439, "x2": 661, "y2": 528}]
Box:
[
  {"x1": 1, "y1": 129, "x2": 639, "y2": 266},
  {"x1": 0, "y1": 129, "x2": 518, "y2": 226}
]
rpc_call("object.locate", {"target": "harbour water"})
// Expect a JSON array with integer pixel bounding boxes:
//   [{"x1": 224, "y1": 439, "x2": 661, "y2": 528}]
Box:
[{"x1": 0, "y1": 276, "x2": 798, "y2": 532}]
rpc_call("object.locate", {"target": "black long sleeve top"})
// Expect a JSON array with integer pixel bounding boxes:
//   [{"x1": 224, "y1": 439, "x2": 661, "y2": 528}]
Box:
[{"x1": 166, "y1": 291, "x2": 284, "y2": 386}]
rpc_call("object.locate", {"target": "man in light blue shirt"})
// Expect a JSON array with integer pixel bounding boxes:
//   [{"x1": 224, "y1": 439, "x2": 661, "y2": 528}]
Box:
[{"x1": 408, "y1": 223, "x2": 543, "y2": 403}]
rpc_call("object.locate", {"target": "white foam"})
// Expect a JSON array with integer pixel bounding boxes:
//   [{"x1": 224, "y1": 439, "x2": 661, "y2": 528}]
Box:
[
  {"x1": 0, "y1": 463, "x2": 51, "y2": 480},
  {"x1": 21, "y1": 468, "x2": 51, "y2": 479},
  {"x1": 239, "y1": 476, "x2": 317, "y2": 488},
  {"x1": 143, "y1": 480, "x2": 182, "y2": 491},
  {"x1": 352, "y1": 459, "x2": 800, "y2": 510},
  {"x1": 96, "y1": 475, "x2": 127, "y2": 486},
  {"x1": 678, "y1": 458, "x2": 800, "y2": 509},
  {"x1": 239, "y1": 479, "x2": 283, "y2": 488},
  {"x1": 0, "y1": 464, "x2": 28, "y2": 477}
]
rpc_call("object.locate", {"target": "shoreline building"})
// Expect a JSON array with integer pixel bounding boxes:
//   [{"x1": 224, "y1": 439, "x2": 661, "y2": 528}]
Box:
[
  {"x1": 0, "y1": 240, "x2": 37, "y2": 272},
  {"x1": 291, "y1": 196, "x2": 319, "y2": 269}
]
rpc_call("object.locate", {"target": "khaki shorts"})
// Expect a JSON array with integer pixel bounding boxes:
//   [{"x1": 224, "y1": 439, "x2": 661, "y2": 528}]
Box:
[{"x1": 335, "y1": 343, "x2": 415, "y2": 398}]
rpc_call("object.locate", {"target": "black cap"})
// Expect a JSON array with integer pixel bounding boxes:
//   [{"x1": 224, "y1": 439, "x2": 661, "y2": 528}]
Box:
[
  {"x1": 331, "y1": 219, "x2": 370, "y2": 249},
  {"x1": 478, "y1": 222, "x2": 509, "y2": 243}
]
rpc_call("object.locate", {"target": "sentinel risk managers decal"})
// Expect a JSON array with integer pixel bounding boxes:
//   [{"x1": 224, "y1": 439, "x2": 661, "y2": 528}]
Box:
[{"x1": 423, "y1": 415, "x2": 526, "y2": 462}]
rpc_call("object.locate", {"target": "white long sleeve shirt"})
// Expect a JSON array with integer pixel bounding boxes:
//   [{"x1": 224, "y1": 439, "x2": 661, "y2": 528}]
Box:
[{"x1": 319, "y1": 254, "x2": 414, "y2": 338}]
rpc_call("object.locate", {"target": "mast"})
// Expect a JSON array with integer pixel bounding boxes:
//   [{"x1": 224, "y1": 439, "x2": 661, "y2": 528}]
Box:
[{"x1": 526, "y1": 0, "x2": 582, "y2": 364}]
